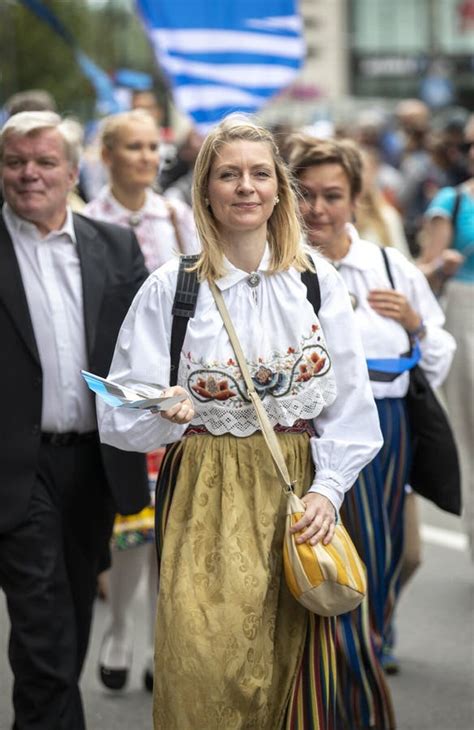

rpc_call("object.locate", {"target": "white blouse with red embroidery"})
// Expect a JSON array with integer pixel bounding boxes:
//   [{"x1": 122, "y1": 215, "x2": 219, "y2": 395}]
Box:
[{"x1": 98, "y1": 246, "x2": 382, "y2": 511}]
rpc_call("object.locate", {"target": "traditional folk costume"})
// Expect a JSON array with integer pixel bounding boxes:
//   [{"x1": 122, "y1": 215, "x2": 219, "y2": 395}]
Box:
[
  {"x1": 99, "y1": 246, "x2": 382, "y2": 730},
  {"x1": 332, "y1": 225, "x2": 456, "y2": 729}
]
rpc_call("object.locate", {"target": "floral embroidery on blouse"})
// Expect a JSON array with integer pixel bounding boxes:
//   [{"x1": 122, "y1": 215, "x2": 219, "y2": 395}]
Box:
[
  {"x1": 191, "y1": 375, "x2": 237, "y2": 401},
  {"x1": 186, "y1": 324, "x2": 331, "y2": 405},
  {"x1": 295, "y1": 349, "x2": 328, "y2": 382}
]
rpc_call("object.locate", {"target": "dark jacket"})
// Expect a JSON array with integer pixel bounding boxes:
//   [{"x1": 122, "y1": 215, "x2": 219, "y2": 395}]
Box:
[{"x1": 0, "y1": 212, "x2": 150, "y2": 533}]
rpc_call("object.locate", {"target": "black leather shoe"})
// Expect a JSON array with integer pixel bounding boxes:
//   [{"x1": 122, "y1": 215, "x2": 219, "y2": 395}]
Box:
[
  {"x1": 99, "y1": 664, "x2": 128, "y2": 690},
  {"x1": 143, "y1": 668, "x2": 153, "y2": 692}
]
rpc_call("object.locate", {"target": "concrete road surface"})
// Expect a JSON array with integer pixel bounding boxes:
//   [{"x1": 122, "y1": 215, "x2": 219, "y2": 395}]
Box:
[{"x1": 1, "y1": 497, "x2": 473, "y2": 729}]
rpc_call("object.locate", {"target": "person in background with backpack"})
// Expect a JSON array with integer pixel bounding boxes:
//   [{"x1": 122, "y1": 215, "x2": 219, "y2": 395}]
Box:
[
  {"x1": 97, "y1": 114, "x2": 383, "y2": 730},
  {"x1": 84, "y1": 108, "x2": 199, "y2": 693},
  {"x1": 287, "y1": 133, "x2": 456, "y2": 729},
  {"x1": 422, "y1": 114, "x2": 474, "y2": 560}
]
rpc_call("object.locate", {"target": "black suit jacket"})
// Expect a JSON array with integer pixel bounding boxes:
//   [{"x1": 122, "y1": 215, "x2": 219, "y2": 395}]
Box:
[{"x1": 0, "y1": 212, "x2": 150, "y2": 533}]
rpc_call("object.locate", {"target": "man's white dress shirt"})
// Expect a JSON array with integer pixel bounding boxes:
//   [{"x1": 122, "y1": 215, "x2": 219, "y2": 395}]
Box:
[{"x1": 3, "y1": 203, "x2": 95, "y2": 433}]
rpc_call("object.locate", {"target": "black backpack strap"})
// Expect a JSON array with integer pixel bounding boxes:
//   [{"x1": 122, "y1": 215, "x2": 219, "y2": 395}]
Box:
[
  {"x1": 378, "y1": 245, "x2": 414, "y2": 370},
  {"x1": 170, "y1": 254, "x2": 200, "y2": 386},
  {"x1": 380, "y1": 246, "x2": 396, "y2": 290},
  {"x1": 301, "y1": 253, "x2": 321, "y2": 315},
  {"x1": 172, "y1": 254, "x2": 201, "y2": 317}
]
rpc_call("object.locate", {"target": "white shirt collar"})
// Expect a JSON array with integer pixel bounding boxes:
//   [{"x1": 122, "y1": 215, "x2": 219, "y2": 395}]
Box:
[
  {"x1": 215, "y1": 242, "x2": 272, "y2": 291},
  {"x1": 318, "y1": 224, "x2": 373, "y2": 272},
  {"x1": 3, "y1": 202, "x2": 76, "y2": 244}
]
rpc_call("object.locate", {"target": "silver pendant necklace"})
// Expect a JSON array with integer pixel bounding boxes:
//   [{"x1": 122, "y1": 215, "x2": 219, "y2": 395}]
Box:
[{"x1": 129, "y1": 212, "x2": 141, "y2": 227}]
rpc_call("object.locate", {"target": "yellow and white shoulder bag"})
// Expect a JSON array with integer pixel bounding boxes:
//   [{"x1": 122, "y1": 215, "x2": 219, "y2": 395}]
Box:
[{"x1": 210, "y1": 282, "x2": 367, "y2": 617}]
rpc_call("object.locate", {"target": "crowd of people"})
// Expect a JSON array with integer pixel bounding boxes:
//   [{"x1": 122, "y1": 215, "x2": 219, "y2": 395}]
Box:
[{"x1": 0, "y1": 87, "x2": 472, "y2": 730}]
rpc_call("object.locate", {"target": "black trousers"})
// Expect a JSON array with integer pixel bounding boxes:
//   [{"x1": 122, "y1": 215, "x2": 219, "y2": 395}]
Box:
[{"x1": 0, "y1": 439, "x2": 115, "y2": 730}]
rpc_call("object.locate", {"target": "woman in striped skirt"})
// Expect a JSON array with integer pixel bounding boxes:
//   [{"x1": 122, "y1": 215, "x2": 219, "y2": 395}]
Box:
[
  {"x1": 98, "y1": 115, "x2": 382, "y2": 729},
  {"x1": 289, "y1": 135, "x2": 456, "y2": 729}
]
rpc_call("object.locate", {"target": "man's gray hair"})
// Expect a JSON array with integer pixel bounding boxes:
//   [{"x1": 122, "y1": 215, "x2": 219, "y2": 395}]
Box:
[{"x1": 0, "y1": 111, "x2": 83, "y2": 167}]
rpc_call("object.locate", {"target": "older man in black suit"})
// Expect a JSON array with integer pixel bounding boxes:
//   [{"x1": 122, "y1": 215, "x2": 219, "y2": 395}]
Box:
[{"x1": 0, "y1": 111, "x2": 150, "y2": 729}]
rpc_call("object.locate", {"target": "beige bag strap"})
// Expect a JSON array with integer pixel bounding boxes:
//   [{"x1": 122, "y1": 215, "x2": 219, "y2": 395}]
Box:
[
  {"x1": 164, "y1": 199, "x2": 184, "y2": 254},
  {"x1": 209, "y1": 281, "x2": 295, "y2": 495}
]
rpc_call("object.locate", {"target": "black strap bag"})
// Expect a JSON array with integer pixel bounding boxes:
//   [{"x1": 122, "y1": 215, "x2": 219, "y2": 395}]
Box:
[{"x1": 380, "y1": 248, "x2": 461, "y2": 515}]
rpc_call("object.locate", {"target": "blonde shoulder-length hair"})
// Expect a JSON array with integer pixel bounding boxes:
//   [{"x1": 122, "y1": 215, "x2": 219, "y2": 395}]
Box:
[{"x1": 191, "y1": 114, "x2": 308, "y2": 281}]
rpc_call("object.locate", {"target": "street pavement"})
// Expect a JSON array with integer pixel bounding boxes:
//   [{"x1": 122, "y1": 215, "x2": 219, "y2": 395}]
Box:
[{"x1": 1, "y1": 497, "x2": 473, "y2": 730}]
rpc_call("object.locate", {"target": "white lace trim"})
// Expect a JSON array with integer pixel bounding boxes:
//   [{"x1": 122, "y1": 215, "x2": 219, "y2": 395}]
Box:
[
  {"x1": 177, "y1": 324, "x2": 338, "y2": 437},
  {"x1": 189, "y1": 380, "x2": 337, "y2": 437}
]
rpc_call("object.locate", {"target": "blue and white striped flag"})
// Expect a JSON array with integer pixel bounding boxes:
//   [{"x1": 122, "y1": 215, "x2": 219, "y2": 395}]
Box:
[
  {"x1": 136, "y1": 0, "x2": 305, "y2": 132},
  {"x1": 19, "y1": 0, "x2": 124, "y2": 115}
]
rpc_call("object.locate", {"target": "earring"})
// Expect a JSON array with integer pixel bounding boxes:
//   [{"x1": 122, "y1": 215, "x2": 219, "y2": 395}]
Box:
[
  {"x1": 274, "y1": 195, "x2": 280, "y2": 204},
  {"x1": 204, "y1": 197, "x2": 210, "y2": 207}
]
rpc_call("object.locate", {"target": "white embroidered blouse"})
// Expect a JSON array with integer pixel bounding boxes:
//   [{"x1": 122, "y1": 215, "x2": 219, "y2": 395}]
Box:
[
  {"x1": 84, "y1": 187, "x2": 199, "y2": 272},
  {"x1": 336, "y1": 226, "x2": 456, "y2": 399},
  {"x1": 98, "y1": 246, "x2": 383, "y2": 511}
]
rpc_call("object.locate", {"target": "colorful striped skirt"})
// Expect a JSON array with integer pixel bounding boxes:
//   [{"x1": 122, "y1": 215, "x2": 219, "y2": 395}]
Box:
[
  {"x1": 154, "y1": 431, "x2": 336, "y2": 730},
  {"x1": 336, "y1": 397, "x2": 410, "y2": 729}
]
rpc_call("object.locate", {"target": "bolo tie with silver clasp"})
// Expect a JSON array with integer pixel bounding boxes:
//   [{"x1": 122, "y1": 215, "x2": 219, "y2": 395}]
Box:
[{"x1": 246, "y1": 271, "x2": 261, "y2": 303}]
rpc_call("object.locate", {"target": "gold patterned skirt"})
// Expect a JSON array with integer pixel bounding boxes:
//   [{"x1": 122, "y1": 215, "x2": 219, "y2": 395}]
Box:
[{"x1": 153, "y1": 431, "x2": 337, "y2": 730}]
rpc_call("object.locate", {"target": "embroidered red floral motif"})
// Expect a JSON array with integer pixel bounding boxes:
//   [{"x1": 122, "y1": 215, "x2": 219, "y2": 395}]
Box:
[
  {"x1": 296, "y1": 352, "x2": 327, "y2": 382},
  {"x1": 192, "y1": 375, "x2": 237, "y2": 401}
]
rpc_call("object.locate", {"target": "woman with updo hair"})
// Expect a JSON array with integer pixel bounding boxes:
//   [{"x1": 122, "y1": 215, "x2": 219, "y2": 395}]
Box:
[
  {"x1": 288, "y1": 133, "x2": 455, "y2": 729},
  {"x1": 85, "y1": 108, "x2": 198, "y2": 270}
]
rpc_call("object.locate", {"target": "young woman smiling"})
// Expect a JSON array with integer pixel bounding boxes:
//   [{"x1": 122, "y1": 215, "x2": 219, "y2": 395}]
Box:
[{"x1": 98, "y1": 115, "x2": 382, "y2": 729}]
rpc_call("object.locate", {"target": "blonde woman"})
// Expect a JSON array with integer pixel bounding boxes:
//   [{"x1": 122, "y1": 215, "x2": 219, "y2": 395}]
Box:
[
  {"x1": 98, "y1": 115, "x2": 382, "y2": 729},
  {"x1": 85, "y1": 109, "x2": 198, "y2": 268}
]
